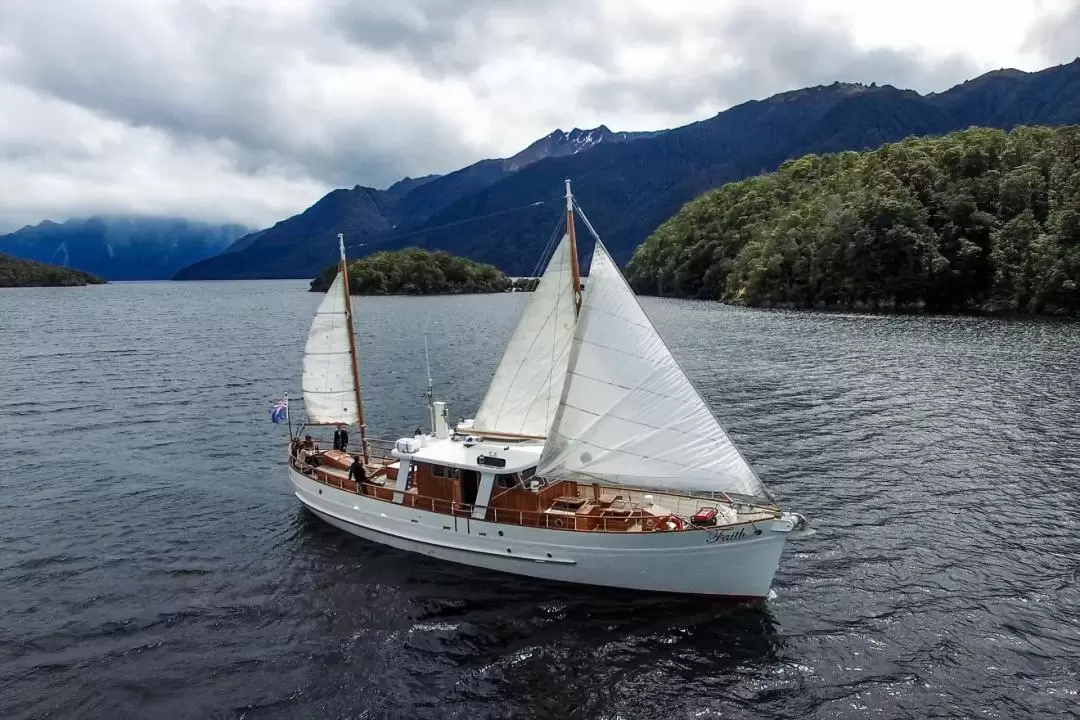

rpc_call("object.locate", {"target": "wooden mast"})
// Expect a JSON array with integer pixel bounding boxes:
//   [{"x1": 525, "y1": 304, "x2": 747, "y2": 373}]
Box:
[
  {"x1": 565, "y1": 179, "x2": 599, "y2": 501},
  {"x1": 338, "y1": 233, "x2": 370, "y2": 464},
  {"x1": 564, "y1": 178, "x2": 582, "y2": 316}
]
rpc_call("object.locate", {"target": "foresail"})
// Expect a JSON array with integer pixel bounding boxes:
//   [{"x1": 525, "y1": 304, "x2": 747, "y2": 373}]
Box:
[
  {"x1": 302, "y1": 269, "x2": 359, "y2": 425},
  {"x1": 470, "y1": 233, "x2": 576, "y2": 437},
  {"x1": 535, "y1": 241, "x2": 770, "y2": 499}
]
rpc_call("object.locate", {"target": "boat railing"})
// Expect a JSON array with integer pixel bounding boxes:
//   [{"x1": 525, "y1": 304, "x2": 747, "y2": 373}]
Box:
[
  {"x1": 401, "y1": 494, "x2": 673, "y2": 533},
  {"x1": 374, "y1": 491, "x2": 772, "y2": 534},
  {"x1": 290, "y1": 439, "x2": 398, "y2": 465},
  {"x1": 362, "y1": 438, "x2": 397, "y2": 462},
  {"x1": 292, "y1": 458, "x2": 777, "y2": 532}
]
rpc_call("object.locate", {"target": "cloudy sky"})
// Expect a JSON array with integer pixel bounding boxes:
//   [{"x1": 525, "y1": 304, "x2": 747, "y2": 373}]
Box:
[{"x1": 0, "y1": 0, "x2": 1077, "y2": 233}]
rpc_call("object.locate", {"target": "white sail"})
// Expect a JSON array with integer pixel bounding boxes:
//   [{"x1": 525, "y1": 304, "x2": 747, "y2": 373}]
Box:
[
  {"x1": 302, "y1": 269, "x2": 359, "y2": 425},
  {"x1": 470, "y1": 232, "x2": 576, "y2": 437},
  {"x1": 535, "y1": 240, "x2": 770, "y2": 499}
]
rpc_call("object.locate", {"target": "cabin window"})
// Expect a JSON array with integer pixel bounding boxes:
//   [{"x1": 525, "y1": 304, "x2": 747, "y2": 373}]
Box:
[
  {"x1": 495, "y1": 473, "x2": 516, "y2": 488},
  {"x1": 431, "y1": 464, "x2": 460, "y2": 480}
]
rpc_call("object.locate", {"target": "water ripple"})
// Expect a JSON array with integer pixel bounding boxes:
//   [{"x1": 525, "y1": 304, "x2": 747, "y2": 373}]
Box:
[{"x1": 1, "y1": 283, "x2": 1078, "y2": 718}]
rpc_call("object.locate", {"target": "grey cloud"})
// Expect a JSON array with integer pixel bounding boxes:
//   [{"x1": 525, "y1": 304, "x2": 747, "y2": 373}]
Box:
[
  {"x1": 579, "y1": 4, "x2": 979, "y2": 118},
  {"x1": 0, "y1": 0, "x2": 1035, "y2": 231},
  {"x1": 1025, "y1": 0, "x2": 1080, "y2": 65},
  {"x1": 329, "y1": 0, "x2": 978, "y2": 124},
  {"x1": 0, "y1": 0, "x2": 479, "y2": 190},
  {"x1": 327, "y1": 0, "x2": 617, "y2": 78}
]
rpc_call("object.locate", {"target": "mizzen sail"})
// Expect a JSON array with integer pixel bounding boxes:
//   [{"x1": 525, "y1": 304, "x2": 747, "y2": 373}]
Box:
[
  {"x1": 535, "y1": 240, "x2": 769, "y2": 499},
  {"x1": 302, "y1": 268, "x2": 360, "y2": 425},
  {"x1": 470, "y1": 232, "x2": 577, "y2": 437}
]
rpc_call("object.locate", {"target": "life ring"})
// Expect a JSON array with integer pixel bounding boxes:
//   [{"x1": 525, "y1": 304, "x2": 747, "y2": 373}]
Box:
[
  {"x1": 552, "y1": 517, "x2": 566, "y2": 529},
  {"x1": 652, "y1": 515, "x2": 685, "y2": 531}
]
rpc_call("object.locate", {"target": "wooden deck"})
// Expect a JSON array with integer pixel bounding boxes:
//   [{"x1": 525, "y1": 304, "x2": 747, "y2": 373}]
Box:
[{"x1": 290, "y1": 447, "x2": 780, "y2": 534}]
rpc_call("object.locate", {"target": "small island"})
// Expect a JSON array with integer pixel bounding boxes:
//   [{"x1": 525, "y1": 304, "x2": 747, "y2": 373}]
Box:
[
  {"x1": 626, "y1": 125, "x2": 1080, "y2": 315},
  {"x1": 310, "y1": 247, "x2": 534, "y2": 294},
  {"x1": 0, "y1": 253, "x2": 106, "y2": 288}
]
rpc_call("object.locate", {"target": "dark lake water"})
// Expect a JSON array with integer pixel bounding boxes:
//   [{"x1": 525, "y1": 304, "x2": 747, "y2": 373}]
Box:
[{"x1": 2, "y1": 280, "x2": 1079, "y2": 719}]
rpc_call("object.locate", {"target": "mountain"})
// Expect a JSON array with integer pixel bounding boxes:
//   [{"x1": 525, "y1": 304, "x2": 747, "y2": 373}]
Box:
[
  {"x1": 174, "y1": 59, "x2": 1080, "y2": 280},
  {"x1": 173, "y1": 187, "x2": 392, "y2": 280},
  {"x1": 0, "y1": 252, "x2": 105, "y2": 288},
  {"x1": 0, "y1": 216, "x2": 250, "y2": 281},
  {"x1": 504, "y1": 126, "x2": 660, "y2": 171},
  {"x1": 173, "y1": 125, "x2": 657, "y2": 280}
]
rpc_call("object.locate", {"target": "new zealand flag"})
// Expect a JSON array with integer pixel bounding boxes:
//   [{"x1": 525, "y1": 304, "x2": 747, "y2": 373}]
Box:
[{"x1": 270, "y1": 397, "x2": 288, "y2": 424}]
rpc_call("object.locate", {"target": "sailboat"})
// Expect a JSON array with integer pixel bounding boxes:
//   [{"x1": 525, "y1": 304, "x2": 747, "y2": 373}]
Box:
[
  {"x1": 286, "y1": 234, "x2": 396, "y2": 479},
  {"x1": 287, "y1": 183, "x2": 805, "y2": 598}
]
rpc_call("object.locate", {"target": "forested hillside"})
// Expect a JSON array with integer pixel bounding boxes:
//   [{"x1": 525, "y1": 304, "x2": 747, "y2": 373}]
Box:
[
  {"x1": 309, "y1": 248, "x2": 513, "y2": 295},
  {"x1": 626, "y1": 126, "x2": 1080, "y2": 314},
  {"x1": 0, "y1": 253, "x2": 105, "y2": 287}
]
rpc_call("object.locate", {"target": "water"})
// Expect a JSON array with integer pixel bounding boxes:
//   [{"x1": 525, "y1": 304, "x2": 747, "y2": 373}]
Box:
[{"x1": 2, "y1": 281, "x2": 1079, "y2": 719}]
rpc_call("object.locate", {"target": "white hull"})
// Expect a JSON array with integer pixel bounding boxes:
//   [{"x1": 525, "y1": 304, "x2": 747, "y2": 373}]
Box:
[{"x1": 289, "y1": 467, "x2": 796, "y2": 598}]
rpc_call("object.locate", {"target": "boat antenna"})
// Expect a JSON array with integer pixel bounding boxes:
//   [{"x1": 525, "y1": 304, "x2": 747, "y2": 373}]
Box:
[{"x1": 423, "y1": 334, "x2": 435, "y2": 434}]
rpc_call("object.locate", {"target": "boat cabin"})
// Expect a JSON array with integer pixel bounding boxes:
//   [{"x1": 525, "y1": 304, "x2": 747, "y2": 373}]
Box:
[
  {"x1": 288, "y1": 402, "x2": 776, "y2": 533},
  {"x1": 288, "y1": 423, "x2": 774, "y2": 533}
]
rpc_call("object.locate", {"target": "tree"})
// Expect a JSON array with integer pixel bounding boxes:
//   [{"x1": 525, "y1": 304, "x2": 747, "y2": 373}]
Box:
[{"x1": 626, "y1": 125, "x2": 1080, "y2": 315}]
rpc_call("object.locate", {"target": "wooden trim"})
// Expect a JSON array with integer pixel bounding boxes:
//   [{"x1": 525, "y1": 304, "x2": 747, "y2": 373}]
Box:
[
  {"x1": 565, "y1": 179, "x2": 582, "y2": 316},
  {"x1": 338, "y1": 244, "x2": 370, "y2": 465},
  {"x1": 466, "y1": 429, "x2": 547, "y2": 441},
  {"x1": 292, "y1": 460, "x2": 778, "y2": 534}
]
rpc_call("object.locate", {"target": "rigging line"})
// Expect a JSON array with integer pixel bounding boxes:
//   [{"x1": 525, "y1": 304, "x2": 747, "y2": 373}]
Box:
[
  {"x1": 527, "y1": 214, "x2": 566, "y2": 280},
  {"x1": 544, "y1": 228, "x2": 570, "y2": 431},
  {"x1": 571, "y1": 197, "x2": 602, "y2": 244},
  {"x1": 341, "y1": 200, "x2": 553, "y2": 254}
]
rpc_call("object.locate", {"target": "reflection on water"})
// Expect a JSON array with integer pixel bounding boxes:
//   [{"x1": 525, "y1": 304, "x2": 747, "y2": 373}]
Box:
[{"x1": 289, "y1": 509, "x2": 782, "y2": 720}]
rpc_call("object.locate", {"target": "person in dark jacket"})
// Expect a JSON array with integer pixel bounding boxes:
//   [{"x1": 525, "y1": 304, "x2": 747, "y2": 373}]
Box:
[
  {"x1": 333, "y1": 425, "x2": 349, "y2": 452},
  {"x1": 349, "y1": 456, "x2": 367, "y2": 486}
]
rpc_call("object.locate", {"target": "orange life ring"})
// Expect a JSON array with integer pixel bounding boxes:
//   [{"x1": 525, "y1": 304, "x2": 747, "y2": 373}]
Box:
[{"x1": 653, "y1": 515, "x2": 685, "y2": 531}]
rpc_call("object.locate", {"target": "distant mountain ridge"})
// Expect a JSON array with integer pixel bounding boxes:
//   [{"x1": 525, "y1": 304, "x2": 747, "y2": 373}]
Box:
[
  {"x1": 173, "y1": 123, "x2": 653, "y2": 280},
  {"x1": 0, "y1": 216, "x2": 251, "y2": 280},
  {"x1": 505, "y1": 125, "x2": 660, "y2": 171},
  {"x1": 173, "y1": 58, "x2": 1080, "y2": 280}
]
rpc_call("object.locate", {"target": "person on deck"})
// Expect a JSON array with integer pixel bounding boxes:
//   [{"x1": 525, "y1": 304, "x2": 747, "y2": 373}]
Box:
[
  {"x1": 349, "y1": 456, "x2": 367, "y2": 486},
  {"x1": 333, "y1": 425, "x2": 349, "y2": 452},
  {"x1": 299, "y1": 435, "x2": 318, "y2": 466}
]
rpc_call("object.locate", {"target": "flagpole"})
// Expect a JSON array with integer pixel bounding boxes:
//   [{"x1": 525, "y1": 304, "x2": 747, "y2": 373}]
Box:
[{"x1": 285, "y1": 391, "x2": 292, "y2": 438}]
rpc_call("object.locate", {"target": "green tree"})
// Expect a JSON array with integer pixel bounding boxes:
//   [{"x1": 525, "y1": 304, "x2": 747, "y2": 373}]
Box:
[{"x1": 626, "y1": 124, "x2": 1080, "y2": 315}]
